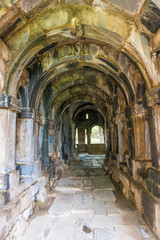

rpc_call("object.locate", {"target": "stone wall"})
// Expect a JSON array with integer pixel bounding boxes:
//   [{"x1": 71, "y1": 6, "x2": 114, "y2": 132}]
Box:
[
  {"x1": 107, "y1": 162, "x2": 160, "y2": 239},
  {"x1": 0, "y1": 176, "x2": 47, "y2": 240}
]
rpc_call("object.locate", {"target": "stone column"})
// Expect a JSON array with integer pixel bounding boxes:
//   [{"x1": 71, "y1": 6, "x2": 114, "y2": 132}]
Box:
[
  {"x1": 125, "y1": 106, "x2": 135, "y2": 159},
  {"x1": 87, "y1": 129, "x2": 91, "y2": 145},
  {"x1": 48, "y1": 127, "x2": 54, "y2": 157},
  {"x1": 116, "y1": 117, "x2": 126, "y2": 166},
  {"x1": 132, "y1": 104, "x2": 152, "y2": 181},
  {"x1": 16, "y1": 109, "x2": 41, "y2": 179},
  {"x1": 143, "y1": 87, "x2": 160, "y2": 200},
  {"x1": 111, "y1": 122, "x2": 117, "y2": 159},
  {"x1": 143, "y1": 88, "x2": 160, "y2": 168},
  {"x1": 123, "y1": 106, "x2": 135, "y2": 171},
  {"x1": 78, "y1": 126, "x2": 85, "y2": 144},
  {"x1": 0, "y1": 109, "x2": 16, "y2": 173},
  {"x1": 41, "y1": 119, "x2": 50, "y2": 165},
  {"x1": 107, "y1": 124, "x2": 112, "y2": 160},
  {"x1": 0, "y1": 94, "x2": 20, "y2": 205}
]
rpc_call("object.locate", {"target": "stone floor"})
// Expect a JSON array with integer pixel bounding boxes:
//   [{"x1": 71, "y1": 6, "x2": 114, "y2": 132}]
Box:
[{"x1": 20, "y1": 156, "x2": 157, "y2": 240}]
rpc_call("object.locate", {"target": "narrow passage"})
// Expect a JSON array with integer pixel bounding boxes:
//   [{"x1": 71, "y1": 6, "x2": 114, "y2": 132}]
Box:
[{"x1": 21, "y1": 155, "x2": 156, "y2": 240}]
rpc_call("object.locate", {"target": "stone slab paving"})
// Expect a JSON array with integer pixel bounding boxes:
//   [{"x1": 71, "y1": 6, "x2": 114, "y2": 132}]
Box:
[
  {"x1": 55, "y1": 178, "x2": 82, "y2": 192},
  {"x1": 21, "y1": 161, "x2": 157, "y2": 240},
  {"x1": 92, "y1": 176, "x2": 116, "y2": 190},
  {"x1": 83, "y1": 177, "x2": 92, "y2": 189}
]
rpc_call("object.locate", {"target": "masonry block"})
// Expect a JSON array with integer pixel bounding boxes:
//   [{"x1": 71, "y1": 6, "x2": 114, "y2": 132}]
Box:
[
  {"x1": 0, "y1": 170, "x2": 19, "y2": 191},
  {"x1": 148, "y1": 168, "x2": 160, "y2": 185},
  {"x1": 16, "y1": 164, "x2": 35, "y2": 176},
  {"x1": 0, "y1": 193, "x2": 4, "y2": 209},
  {"x1": 22, "y1": 205, "x2": 33, "y2": 221},
  {"x1": 16, "y1": 118, "x2": 34, "y2": 164},
  {"x1": 146, "y1": 179, "x2": 153, "y2": 193},
  {"x1": 30, "y1": 182, "x2": 39, "y2": 196},
  {"x1": 0, "y1": 213, "x2": 9, "y2": 240},
  {"x1": 7, "y1": 201, "x2": 20, "y2": 232},
  {"x1": 36, "y1": 188, "x2": 47, "y2": 203},
  {"x1": 148, "y1": 168, "x2": 157, "y2": 182},
  {"x1": 153, "y1": 183, "x2": 160, "y2": 198},
  {"x1": 0, "y1": 39, "x2": 9, "y2": 61},
  {"x1": 35, "y1": 161, "x2": 41, "y2": 178},
  {"x1": 0, "y1": 110, "x2": 16, "y2": 173},
  {"x1": 155, "y1": 204, "x2": 160, "y2": 238},
  {"x1": 20, "y1": 190, "x2": 33, "y2": 213},
  {"x1": 142, "y1": 191, "x2": 155, "y2": 228}
]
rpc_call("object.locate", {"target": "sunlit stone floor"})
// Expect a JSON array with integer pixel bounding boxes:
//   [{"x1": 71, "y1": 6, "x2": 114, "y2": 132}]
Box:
[{"x1": 21, "y1": 156, "x2": 157, "y2": 240}]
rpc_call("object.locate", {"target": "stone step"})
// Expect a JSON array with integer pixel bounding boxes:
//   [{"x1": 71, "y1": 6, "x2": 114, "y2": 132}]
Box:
[{"x1": 55, "y1": 178, "x2": 82, "y2": 192}]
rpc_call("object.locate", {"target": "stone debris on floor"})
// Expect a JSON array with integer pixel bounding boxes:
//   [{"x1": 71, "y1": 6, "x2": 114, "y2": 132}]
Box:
[{"x1": 20, "y1": 156, "x2": 157, "y2": 240}]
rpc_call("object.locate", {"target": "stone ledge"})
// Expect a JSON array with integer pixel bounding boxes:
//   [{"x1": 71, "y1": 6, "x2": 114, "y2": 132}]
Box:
[{"x1": 0, "y1": 94, "x2": 21, "y2": 112}]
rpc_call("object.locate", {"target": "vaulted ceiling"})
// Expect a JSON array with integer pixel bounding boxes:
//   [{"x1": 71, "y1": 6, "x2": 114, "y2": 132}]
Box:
[{"x1": 0, "y1": 0, "x2": 159, "y2": 123}]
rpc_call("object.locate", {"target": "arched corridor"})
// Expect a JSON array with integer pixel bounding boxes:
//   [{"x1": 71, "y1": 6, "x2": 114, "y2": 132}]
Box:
[{"x1": 0, "y1": 0, "x2": 160, "y2": 239}]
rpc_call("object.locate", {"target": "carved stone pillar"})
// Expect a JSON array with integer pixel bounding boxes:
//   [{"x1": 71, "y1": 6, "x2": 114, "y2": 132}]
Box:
[
  {"x1": 41, "y1": 118, "x2": 50, "y2": 165},
  {"x1": 132, "y1": 104, "x2": 152, "y2": 182},
  {"x1": 48, "y1": 125, "x2": 54, "y2": 157},
  {"x1": 143, "y1": 87, "x2": 160, "y2": 168},
  {"x1": 16, "y1": 109, "x2": 41, "y2": 179},
  {"x1": 116, "y1": 116, "x2": 127, "y2": 166},
  {"x1": 87, "y1": 129, "x2": 91, "y2": 145},
  {"x1": 0, "y1": 94, "x2": 20, "y2": 205},
  {"x1": 143, "y1": 87, "x2": 160, "y2": 199},
  {"x1": 16, "y1": 110, "x2": 35, "y2": 164},
  {"x1": 125, "y1": 106, "x2": 135, "y2": 159}
]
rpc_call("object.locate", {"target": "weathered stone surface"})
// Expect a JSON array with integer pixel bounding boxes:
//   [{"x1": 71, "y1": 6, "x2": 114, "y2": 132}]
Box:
[
  {"x1": 36, "y1": 188, "x2": 47, "y2": 203},
  {"x1": 93, "y1": 198, "x2": 106, "y2": 215},
  {"x1": 92, "y1": 177, "x2": 115, "y2": 191},
  {"x1": 0, "y1": 58, "x2": 6, "y2": 91},
  {"x1": 141, "y1": 1, "x2": 160, "y2": 34},
  {"x1": 22, "y1": 206, "x2": 33, "y2": 221},
  {"x1": 75, "y1": 217, "x2": 93, "y2": 240},
  {"x1": 0, "y1": 213, "x2": 9, "y2": 240},
  {"x1": 72, "y1": 192, "x2": 93, "y2": 212},
  {"x1": 0, "y1": 39, "x2": 9, "y2": 61},
  {"x1": 93, "y1": 190, "x2": 116, "y2": 202},
  {"x1": 7, "y1": 216, "x2": 28, "y2": 239},
  {"x1": 46, "y1": 219, "x2": 76, "y2": 240},
  {"x1": 93, "y1": 215, "x2": 112, "y2": 228},
  {"x1": 16, "y1": 118, "x2": 35, "y2": 164},
  {"x1": 94, "y1": 228, "x2": 115, "y2": 240},
  {"x1": 0, "y1": 109, "x2": 16, "y2": 173},
  {"x1": 155, "y1": 204, "x2": 160, "y2": 238},
  {"x1": 142, "y1": 191, "x2": 155, "y2": 228},
  {"x1": 20, "y1": 216, "x2": 55, "y2": 240},
  {"x1": 16, "y1": 163, "x2": 35, "y2": 176},
  {"x1": 48, "y1": 193, "x2": 74, "y2": 216},
  {"x1": 106, "y1": 202, "x2": 120, "y2": 216},
  {"x1": 107, "y1": 0, "x2": 143, "y2": 13},
  {"x1": 20, "y1": 182, "x2": 39, "y2": 213},
  {"x1": 0, "y1": 170, "x2": 19, "y2": 191},
  {"x1": 55, "y1": 178, "x2": 82, "y2": 192},
  {"x1": 114, "y1": 225, "x2": 143, "y2": 239},
  {"x1": 83, "y1": 177, "x2": 92, "y2": 189},
  {"x1": 0, "y1": 0, "x2": 160, "y2": 239}
]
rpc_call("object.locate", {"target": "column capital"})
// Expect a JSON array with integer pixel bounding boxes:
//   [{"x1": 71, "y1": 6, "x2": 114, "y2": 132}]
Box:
[
  {"x1": 143, "y1": 87, "x2": 160, "y2": 108},
  {"x1": 0, "y1": 94, "x2": 21, "y2": 112},
  {"x1": 18, "y1": 108, "x2": 35, "y2": 119}
]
